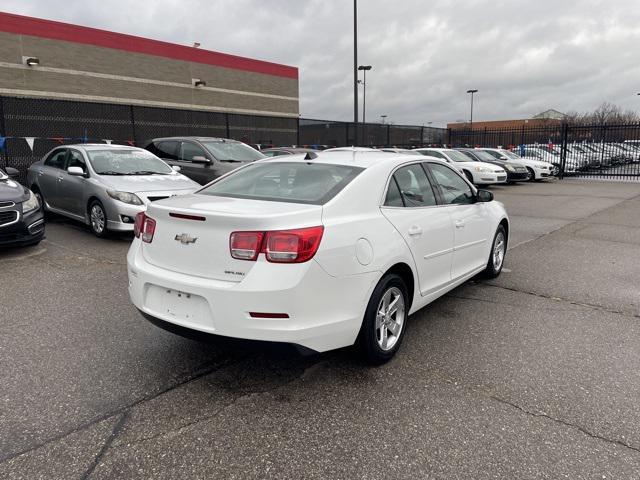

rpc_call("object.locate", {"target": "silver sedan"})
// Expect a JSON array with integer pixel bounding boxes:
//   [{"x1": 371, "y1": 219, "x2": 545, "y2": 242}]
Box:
[{"x1": 27, "y1": 144, "x2": 199, "y2": 237}]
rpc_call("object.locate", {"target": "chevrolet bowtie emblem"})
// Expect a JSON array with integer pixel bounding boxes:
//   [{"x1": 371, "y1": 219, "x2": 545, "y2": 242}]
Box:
[{"x1": 174, "y1": 233, "x2": 197, "y2": 245}]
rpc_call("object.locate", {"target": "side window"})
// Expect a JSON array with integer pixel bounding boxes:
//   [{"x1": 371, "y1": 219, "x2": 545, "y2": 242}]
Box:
[
  {"x1": 392, "y1": 164, "x2": 437, "y2": 207},
  {"x1": 428, "y1": 163, "x2": 475, "y2": 205},
  {"x1": 180, "y1": 142, "x2": 208, "y2": 161},
  {"x1": 44, "y1": 150, "x2": 67, "y2": 169},
  {"x1": 66, "y1": 150, "x2": 86, "y2": 171},
  {"x1": 384, "y1": 178, "x2": 404, "y2": 207},
  {"x1": 154, "y1": 141, "x2": 179, "y2": 160}
]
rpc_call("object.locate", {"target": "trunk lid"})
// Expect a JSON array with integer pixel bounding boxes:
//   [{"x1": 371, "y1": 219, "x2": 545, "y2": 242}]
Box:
[{"x1": 142, "y1": 194, "x2": 323, "y2": 281}]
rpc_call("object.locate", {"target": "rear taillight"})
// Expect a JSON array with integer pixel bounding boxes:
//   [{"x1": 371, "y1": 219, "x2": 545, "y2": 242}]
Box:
[
  {"x1": 230, "y1": 231, "x2": 264, "y2": 260},
  {"x1": 134, "y1": 212, "x2": 156, "y2": 243},
  {"x1": 265, "y1": 226, "x2": 324, "y2": 263},
  {"x1": 229, "y1": 226, "x2": 324, "y2": 263}
]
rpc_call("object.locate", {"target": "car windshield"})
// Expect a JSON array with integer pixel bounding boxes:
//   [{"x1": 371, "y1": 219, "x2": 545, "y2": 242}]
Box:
[
  {"x1": 444, "y1": 150, "x2": 475, "y2": 162},
  {"x1": 500, "y1": 150, "x2": 521, "y2": 160},
  {"x1": 201, "y1": 141, "x2": 265, "y2": 162},
  {"x1": 88, "y1": 149, "x2": 173, "y2": 175},
  {"x1": 199, "y1": 161, "x2": 363, "y2": 205},
  {"x1": 471, "y1": 150, "x2": 497, "y2": 162}
]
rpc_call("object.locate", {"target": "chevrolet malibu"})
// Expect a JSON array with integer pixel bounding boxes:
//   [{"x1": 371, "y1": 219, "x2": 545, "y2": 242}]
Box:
[
  {"x1": 28, "y1": 144, "x2": 199, "y2": 237},
  {"x1": 127, "y1": 152, "x2": 509, "y2": 363}
]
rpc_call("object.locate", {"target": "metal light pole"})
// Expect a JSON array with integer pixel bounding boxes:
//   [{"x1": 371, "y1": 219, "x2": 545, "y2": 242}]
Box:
[
  {"x1": 381, "y1": 115, "x2": 387, "y2": 124},
  {"x1": 353, "y1": 0, "x2": 358, "y2": 145},
  {"x1": 467, "y1": 89, "x2": 478, "y2": 128},
  {"x1": 467, "y1": 89, "x2": 478, "y2": 145},
  {"x1": 358, "y1": 66, "x2": 372, "y2": 124}
]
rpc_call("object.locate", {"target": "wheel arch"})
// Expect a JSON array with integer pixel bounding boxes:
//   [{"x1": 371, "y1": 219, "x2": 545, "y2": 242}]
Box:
[
  {"x1": 381, "y1": 262, "x2": 415, "y2": 311},
  {"x1": 498, "y1": 217, "x2": 509, "y2": 246}
]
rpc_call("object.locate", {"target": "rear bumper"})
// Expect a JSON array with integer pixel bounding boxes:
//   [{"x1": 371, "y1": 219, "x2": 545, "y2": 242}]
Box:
[{"x1": 127, "y1": 239, "x2": 379, "y2": 352}]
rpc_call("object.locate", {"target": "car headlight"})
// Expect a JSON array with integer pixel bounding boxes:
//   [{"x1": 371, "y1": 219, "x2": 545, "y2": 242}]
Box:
[
  {"x1": 474, "y1": 166, "x2": 491, "y2": 173},
  {"x1": 22, "y1": 190, "x2": 40, "y2": 213},
  {"x1": 504, "y1": 164, "x2": 515, "y2": 172},
  {"x1": 106, "y1": 190, "x2": 143, "y2": 205}
]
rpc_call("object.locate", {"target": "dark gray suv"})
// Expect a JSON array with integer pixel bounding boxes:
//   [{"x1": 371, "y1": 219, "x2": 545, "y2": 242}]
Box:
[{"x1": 145, "y1": 137, "x2": 266, "y2": 185}]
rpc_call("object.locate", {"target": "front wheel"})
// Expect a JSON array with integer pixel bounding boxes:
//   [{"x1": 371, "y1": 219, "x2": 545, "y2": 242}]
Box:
[
  {"x1": 89, "y1": 200, "x2": 109, "y2": 238},
  {"x1": 482, "y1": 225, "x2": 507, "y2": 278},
  {"x1": 357, "y1": 274, "x2": 409, "y2": 365},
  {"x1": 526, "y1": 167, "x2": 536, "y2": 182}
]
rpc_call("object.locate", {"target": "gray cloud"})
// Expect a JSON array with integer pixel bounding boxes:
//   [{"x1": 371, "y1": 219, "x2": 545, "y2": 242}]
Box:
[{"x1": 4, "y1": 0, "x2": 640, "y2": 125}]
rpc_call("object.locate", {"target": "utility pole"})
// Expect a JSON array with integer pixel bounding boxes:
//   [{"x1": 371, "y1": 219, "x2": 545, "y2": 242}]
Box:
[{"x1": 353, "y1": 0, "x2": 358, "y2": 146}]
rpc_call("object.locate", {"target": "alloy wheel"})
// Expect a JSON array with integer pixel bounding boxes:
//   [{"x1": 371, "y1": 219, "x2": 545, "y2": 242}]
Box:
[
  {"x1": 493, "y1": 231, "x2": 505, "y2": 271},
  {"x1": 91, "y1": 204, "x2": 105, "y2": 234},
  {"x1": 375, "y1": 286, "x2": 405, "y2": 351}
]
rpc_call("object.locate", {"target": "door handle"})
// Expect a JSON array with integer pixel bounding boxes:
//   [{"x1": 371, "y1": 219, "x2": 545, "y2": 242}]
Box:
[
  {"x1": 408, "y1": 226, "x2": 423, "y2": 236},
  {"x1": 455, "y1": 220, "x2": 465, "y2": 229}
]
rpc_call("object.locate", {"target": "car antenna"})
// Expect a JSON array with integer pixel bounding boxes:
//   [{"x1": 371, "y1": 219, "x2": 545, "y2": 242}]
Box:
[{"x1": 304, "y1": 151, "x2": 318, "y2": 160}]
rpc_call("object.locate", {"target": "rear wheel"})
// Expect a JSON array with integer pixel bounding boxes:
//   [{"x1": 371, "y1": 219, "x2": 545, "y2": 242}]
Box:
[
  {"x1": 482, "y1": 225, "x2": 506, "y2": 278},
  {"x1": 89, "y1": 200, "x2": 109, "y2": 238},
  {"x1": 357, "y1": 274, "x2": 408, "y2": 365}
]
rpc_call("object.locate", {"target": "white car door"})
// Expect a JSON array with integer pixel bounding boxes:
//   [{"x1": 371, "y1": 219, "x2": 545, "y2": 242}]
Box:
[
  {"x1": 426, "y1": 163, "x2": 492, "y2": 280},
  {"x1": 381, "y1": 163, "x2": 454, "y2": 296}
]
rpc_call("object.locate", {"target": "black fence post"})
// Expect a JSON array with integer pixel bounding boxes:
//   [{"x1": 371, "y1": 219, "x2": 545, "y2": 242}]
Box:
[
  {"x1": 129, "y1": 105, "x2": 137, "y2": 144},
  {"x1": 0, "y1": 96, "x2": 8, "y2": 168},
  {"x1": 386, "y1": 125, "x2": 391, "y2": 146},
  {"x1": 225, "y1": 113, "x2": 231, "y2": 138},
  {"x1": 296, "y1": 116, "x2": 300, "y2": 147},
  {"x1": 559, "y1": 122, "x2": 568, "y2": 180}
]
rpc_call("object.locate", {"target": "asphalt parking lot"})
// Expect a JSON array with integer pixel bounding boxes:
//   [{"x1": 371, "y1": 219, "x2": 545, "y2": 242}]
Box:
[{"x1": 1, "y1": 179, "x2": 639, "y2": 479}]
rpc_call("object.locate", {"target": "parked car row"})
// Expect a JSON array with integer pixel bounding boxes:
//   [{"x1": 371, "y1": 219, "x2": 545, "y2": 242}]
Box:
[{"x1": 513, "y1": 142, "x2": 640, "y2": 173}]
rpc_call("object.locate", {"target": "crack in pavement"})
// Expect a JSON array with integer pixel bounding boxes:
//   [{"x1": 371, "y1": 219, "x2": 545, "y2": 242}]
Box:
[
  {"x1": 109, "y1": 359, "x2": 329, "y2": 451},
  {"x1": 481, "y1": 282, "x2": 640, "y2": 319},
  {"x1": 80, "y1": 412, "x2": 130, "y2": 480},
  {"x1": 422, "y1": 367, "x2": 640, "y2": 457},
  {"x1": 0, "y1": 355, "x2": 250, "y2": 465}
]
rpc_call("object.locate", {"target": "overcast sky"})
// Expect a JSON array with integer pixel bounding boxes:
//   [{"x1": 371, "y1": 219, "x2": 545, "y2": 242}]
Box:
[{"x1": 5, "y1": 0, "x2": 640, "y2": 126}]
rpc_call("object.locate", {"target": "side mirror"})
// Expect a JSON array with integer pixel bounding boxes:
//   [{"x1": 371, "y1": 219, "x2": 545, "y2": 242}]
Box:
[
  {"x1": 67, "y1": 166, "x2": 86, "y2": 177},
  {"x1": 5, "y1": 166, "x2": 19, "y2": 178},
  {"x1": 476, "y1": 189, "x2": 493, "y2": 202},
  {"x1": 172, "y1": 165, "x2": 181, "y2": 172},
  {"x1": 192, "y1": 155, "x2": 211, "y2": 164}
]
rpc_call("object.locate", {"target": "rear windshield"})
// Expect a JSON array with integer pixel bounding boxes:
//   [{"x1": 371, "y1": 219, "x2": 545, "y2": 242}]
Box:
[{"x1": 199, "y1": 161, "x2": 364, "y2": 205}]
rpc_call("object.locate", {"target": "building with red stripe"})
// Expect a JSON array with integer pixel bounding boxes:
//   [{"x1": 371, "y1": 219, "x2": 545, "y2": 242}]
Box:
[{"x1": 0, "y1": 11, "x2": 299, "y2": 117}]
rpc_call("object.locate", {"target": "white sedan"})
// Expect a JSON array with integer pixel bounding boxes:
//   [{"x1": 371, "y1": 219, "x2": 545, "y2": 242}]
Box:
[
  {"x1": 127, "y1": 152, "x2": 509, "y2": 363},
  {"x1": 480, "y1": 148, "x2": 555, "y2": 180},
  {"x1": 414, "y1": 148, "x2": 507, "y2": 185}
]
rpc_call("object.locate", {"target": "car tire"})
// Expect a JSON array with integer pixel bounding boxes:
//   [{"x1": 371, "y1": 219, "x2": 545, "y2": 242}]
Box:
[
  {"x1": 463, "y1": 170, "x2": 474, "y2": 184},
  {"x1": 482, "y1": 225, "x2": 507, "y2": 279},
  {"x1": 526, "y1": 168, "x2": 536, "y2": 182},
  {"x1": 88, "y1": 200, "x2": 109, "y2": 238},
  {"x1": 357, "y1": 273, "x2": 409, "y2": 365}
]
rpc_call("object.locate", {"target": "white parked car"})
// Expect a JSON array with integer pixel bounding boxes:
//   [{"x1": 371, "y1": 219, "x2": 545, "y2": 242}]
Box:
[
  {"x1": 414, "y1": 148, "x2": 507, "y2": 185},
  {"x1": 127, "y1": 152, "x2": 509, "y2": 363},
  {"x1": 480, "y1": 148, "x2": 555, "y2": 180}
]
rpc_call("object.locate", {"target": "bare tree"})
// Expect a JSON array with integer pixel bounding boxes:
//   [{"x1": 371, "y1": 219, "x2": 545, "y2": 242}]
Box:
[{"x1": 566, "y1": 103, "x2": 640, "y2": 125}]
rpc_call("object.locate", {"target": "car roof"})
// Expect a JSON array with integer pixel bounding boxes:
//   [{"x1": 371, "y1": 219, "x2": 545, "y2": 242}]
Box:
[
  {"x1": 323, "y1": 147, "x2": 380, "y2": 152},
  {"x1": 149, "y1": 136, "x2": 240, "y2": 142},
  {"x1": 52, "y1": 144, "x2": 144, "y2": 152},
  {"x1": 261, "y1": 147, "x2": 317, "y2": 153},
  {"x1": 256, "y1": 150, "x2": 450, "y2": 170}
]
